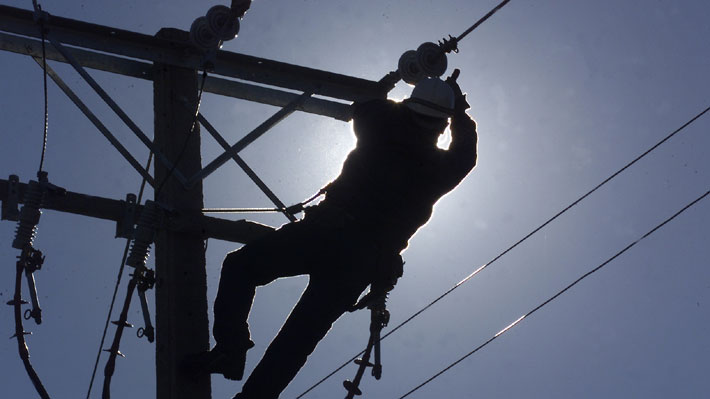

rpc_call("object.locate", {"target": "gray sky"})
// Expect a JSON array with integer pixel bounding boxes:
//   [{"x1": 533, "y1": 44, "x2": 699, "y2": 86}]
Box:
[{"x1": 1, "y1": 1, "x2": 709, "y2": 398}]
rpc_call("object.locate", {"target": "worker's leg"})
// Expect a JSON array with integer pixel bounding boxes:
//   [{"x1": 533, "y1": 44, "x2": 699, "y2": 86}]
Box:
[
  {"x1": 213, "y1": 221, "x2": 314, "y2": 354},
  {"x1": 235, "y1": 272, "x2": 371, "y2": 399}
]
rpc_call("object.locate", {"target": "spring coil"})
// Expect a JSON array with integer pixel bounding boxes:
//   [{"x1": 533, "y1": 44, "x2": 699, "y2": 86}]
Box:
[
  {"x1": 126, "y1": 200, "x2": 160, "y2": 269},
  {"x1": 12, "y1": 175, "x2": 46, "y2": 250}
]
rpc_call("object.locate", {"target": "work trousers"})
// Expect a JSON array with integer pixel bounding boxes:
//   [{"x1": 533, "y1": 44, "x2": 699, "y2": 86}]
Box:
[{"x1": 213, "y1": 216, "x2": 378, "y2": 399}]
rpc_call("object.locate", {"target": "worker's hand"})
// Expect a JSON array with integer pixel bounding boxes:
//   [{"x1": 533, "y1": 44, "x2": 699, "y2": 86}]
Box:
[{"x1": 445, "y1": 69, "x2": 470, "y2": 113}]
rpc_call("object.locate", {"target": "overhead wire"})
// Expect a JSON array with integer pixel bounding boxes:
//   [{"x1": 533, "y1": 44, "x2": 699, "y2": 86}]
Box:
[
  {"x1": 397, "y1": 188, "x2": 710, "y2": 398},
  {"x1": 85, "y1": 154, "x2": 153, "y2": 399},
  {"x1": 296, "y1": 106, "x2": 710, "y2": 397},
  {"x1": 37, "y1": 9, "x2": 48, "y2": 174},
  {"x1": 457, "y1": 0, "x2": 511, "y2": 43}
]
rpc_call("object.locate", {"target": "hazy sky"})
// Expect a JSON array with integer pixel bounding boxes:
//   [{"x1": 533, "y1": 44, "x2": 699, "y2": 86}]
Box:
[{"x1": 1, "y1": 1, "x2": 709, "y2": 398}]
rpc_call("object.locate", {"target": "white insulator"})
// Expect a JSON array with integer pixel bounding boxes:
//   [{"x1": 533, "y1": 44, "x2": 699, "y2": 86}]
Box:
[
  {"x1": 190, "y1": 16, "x2": 219, "y2": 50},
  {"x1": 12, "y1": 179, "x2": 44, "y2": 250},
  {"x1": 398, "y1": 50, "x2": 425, "y2": 86},
  {"x1": 416, "y1": 42, "x2": 447, "y2": 78},
  {"x1": 126, "y1": 201, "x2": 160, "y2": 269},
  {"x1": 207, "y1": 5, "x2": 240, "y2": 41}
]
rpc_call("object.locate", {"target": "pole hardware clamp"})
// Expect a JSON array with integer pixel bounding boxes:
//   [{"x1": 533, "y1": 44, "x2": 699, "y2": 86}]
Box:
[
  {"x1": 2, "y1": 175, "x2": 20, "y2": 221},
  {"x1": 115, "y1": 193, "x2": 137, "y2": 239}
]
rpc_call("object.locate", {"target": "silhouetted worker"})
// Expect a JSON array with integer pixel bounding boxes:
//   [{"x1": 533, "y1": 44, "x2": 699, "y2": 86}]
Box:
[{"x1": 196, "y1": 69, "x2": 477, "y2": 399}]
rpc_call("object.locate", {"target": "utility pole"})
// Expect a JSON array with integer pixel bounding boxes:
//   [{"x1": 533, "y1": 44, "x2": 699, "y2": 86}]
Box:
[
  {"x1": 153, "y1": 28, "x2": 210, "y2": 399},
  {"x1": 0, "y1": 5, "x2": 392, "y2": 398}
]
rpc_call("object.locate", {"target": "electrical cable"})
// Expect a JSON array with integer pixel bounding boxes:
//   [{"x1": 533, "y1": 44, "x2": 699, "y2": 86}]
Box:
[
  {"x1": 37, "y1": 12, "x2": 48, "y2": 174},
  {"x1": 398, "y1": 188, "x2": 710, "y2": 398},
  {"x1": 85, "y1": 153, "x2": 153, "y2": 399},
  {"x1": 457, "y1": 0, "x2": 511, "y2": 44},
  {"x1": 12, "y1": 253, "x2": 51, "y2": 399},
  {"x1": 9, "y1": 3, "x2": 51, "y2": 399},
  {"x1": 296, "y1": 105, "x2": 710, "y2": 397},
  {"x1": 154, "y1": 70, "x2": 208, "y2": 200}
]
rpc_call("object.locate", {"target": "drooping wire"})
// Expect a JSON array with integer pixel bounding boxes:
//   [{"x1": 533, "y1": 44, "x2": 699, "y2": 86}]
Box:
[
  {"x1": 10, "y1": 4, "x2": 51, "y2": 399},
  {"x1": 12, "y1": 254, "x2": 51, "y2": 399},
  {"x1": 398, "y1": 188, "x2": 710, "y2": 398},
  {"x1": 296, "y1": 106, "x2": 710, "y2": 398},
  {"x1": 34, "y1": 0, "x2": 49, "y2": 174},
  {"x1": 85, "y1": 153, "x2": 153, "y2": 399},
  {"x1": 154, "y1": 70, "x2": 208, "y2": 200}
]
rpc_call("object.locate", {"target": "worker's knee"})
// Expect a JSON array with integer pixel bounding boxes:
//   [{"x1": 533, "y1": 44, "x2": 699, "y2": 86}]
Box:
[
  {"x1": 221, "y1": 247, "x2": 277, "y2": 286},
  {"x1": 221, "y1": 249, "x2": 256, "y2": 279}
]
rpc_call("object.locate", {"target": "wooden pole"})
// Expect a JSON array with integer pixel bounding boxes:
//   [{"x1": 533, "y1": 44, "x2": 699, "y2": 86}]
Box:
[{"x1": 153, "y1": 28, "x2": 210, "y2": 399}]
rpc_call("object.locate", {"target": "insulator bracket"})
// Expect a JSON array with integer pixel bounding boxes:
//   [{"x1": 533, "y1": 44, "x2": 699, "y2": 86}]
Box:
[
  {"x1": 115, "y1": 193, "x2": 137, "y2": 239},
  {"x1": 2, "y1": 174, "x2": 20, "y2": 221}
]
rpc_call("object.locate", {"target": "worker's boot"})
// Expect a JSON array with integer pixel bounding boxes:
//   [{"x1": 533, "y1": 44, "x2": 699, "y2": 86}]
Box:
[{"x1": 184, "y1": 340, "x2": 255, "y2": 381}]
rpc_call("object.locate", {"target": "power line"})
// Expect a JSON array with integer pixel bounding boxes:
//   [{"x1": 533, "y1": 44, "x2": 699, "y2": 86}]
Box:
[
  {"x1": 36, "y1": 2, "x2": 48, "y2": 174},
  {"x1": 457, "y1": 0, "x2": 511, "y2": 43},
  {"x1": 398, "y1": 187, "x2": 710, "y2": 398},
  {"x1": 296, "y1": 105, "x2": 710, "y2": 397},
  {"x1": 85, "y1": 153, "x2": 153, "y2": 399}
]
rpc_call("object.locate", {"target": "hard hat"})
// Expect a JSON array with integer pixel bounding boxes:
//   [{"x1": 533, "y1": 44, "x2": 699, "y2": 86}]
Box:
[{"x1": 405, "y1": 78, "x2": 455, "y2": 119}]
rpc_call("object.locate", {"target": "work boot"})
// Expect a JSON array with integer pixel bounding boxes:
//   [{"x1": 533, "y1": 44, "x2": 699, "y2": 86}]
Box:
[{"x1": 184, "y1": 341, "x2": 255, "y2": 381}]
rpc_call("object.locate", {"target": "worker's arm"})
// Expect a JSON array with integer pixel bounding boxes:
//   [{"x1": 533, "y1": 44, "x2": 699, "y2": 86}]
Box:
[{"x1": 436, "y1": 72, "x2": 478, "y2": 190}]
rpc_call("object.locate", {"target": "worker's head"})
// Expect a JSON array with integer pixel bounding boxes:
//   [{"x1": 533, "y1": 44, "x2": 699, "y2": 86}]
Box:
[{"x1": 405, "y1": 78, "x2": 454, "y2": 134}]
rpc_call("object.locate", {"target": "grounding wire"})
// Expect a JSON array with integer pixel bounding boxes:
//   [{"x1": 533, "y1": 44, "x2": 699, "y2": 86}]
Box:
[
  {"x1": 85, "y1": 153, "x2": 153, "y2": 399},
  {"x1": 12, "y1": 255, "x2": 51, "y2": 399},
  {"x1": 38, "y1": 20, "x2": 48, "y2": 173},
  {"x1": 154, "y1": 70, "x2": 208, "y2": 200},
  {"x1": 296, "y1": 106, "x2": 710, "y2": 398},
  {"x1": 398, "y1": 188, "x2": 710, "y2": 398},
  {"x1": 33, "y1": 0, "x2": 49, "y2": 174}
]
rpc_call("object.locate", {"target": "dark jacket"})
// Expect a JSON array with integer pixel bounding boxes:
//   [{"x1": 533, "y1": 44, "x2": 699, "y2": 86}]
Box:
[{"x1": 320, "y1": 99, "x2": 478, "y2": 253}]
